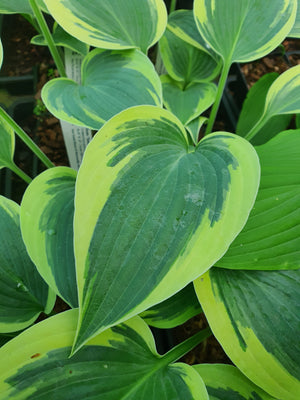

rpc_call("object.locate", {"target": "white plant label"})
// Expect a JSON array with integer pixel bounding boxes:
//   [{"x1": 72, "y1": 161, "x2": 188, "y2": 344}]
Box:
[{"x1": 60, "y1": 48, "x2": 92, "y2": 170}]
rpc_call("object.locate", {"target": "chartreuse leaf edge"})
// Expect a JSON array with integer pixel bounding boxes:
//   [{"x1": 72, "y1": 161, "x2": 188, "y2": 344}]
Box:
[{"x1": 72, "y1": 105, "x2": 260, "y2": 354}]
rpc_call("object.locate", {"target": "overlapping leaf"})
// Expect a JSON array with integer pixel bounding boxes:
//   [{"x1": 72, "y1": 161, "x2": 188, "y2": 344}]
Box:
[
  {"x1": 42, "y1": 48, "x2": 162, "y2": 129},
  {"x1": 161, "y1": 75, "x2": 216, "y2": 126},
  {"x1": 20, "y1": 167, "x2": 78, "y2": 307},
  {"x1": 218, "y1": 130, "x2": 300, "y2": 270},
  {"x1": 194, "y1": 268, "x2": 300, "y2": 400},
  {"x1": 31, "y1": 22, "x2": 89, "y2": 56},
  {"x1": 194, "y1": 364, "x2": 276, "y2": 399},
  {"x1": 0, "y1": 0, "x2": 46, "y2": 14},
  {"x1": 288, "y1": 5, "x2": 300, "y2": 37},
  {"x1": 237, "y1": 73, "x2": 292, "y2": 145},
  {"x1": 0, "y1": 310, "x2": 209, "y2": 399},
  {"x1": 194, "y1": 0, "x2": 297, "y2": 64},
  {"x1": 159, "y1": 26, "x2": 220, "y2": 84},
  {"x1": 0, "y1": 196, "x2": 55, "y2": 333},
  {"x1": 44, "y1": 0, "x2": 167, "y2": 53},
  {"x1": 140, "y1": 283, "x2": 202, "y2": 329},
  {"x1": 245, "y1": 65, "x2": 300, "y2": 141},
  {"x1": 72, "y1": 105, "x2": 260, "y2": 352},
  {"x1": 167, "y1": 10, "x2": 216, "y2": 56}
]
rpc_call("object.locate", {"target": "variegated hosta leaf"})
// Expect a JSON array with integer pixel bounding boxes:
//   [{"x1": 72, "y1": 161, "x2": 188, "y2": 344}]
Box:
[
  {"x1": 194, "y1": 268, "x2": 300, "y2": 400},
  {"x1": 0, "y1": 196, "x2": 55, "y2": 333},
  {"x1": 194, "y1": 0, "x2": 297, "y2": 64},
  {"x1": 245, "y1": 65, "x2": 300, "y2": 141},
  {"x1": 161, "y1": 75, "x2": 217, "y2": 126},
  {"x1": 288, "y1": 5, "x2": 300, "y2": 37},
  {"x1": 237, "y1": 73, "x2": 292, "y2": 145},
  {"x1": 73, "y1": 105, "x2": 260, "y2": 352},
  {"x1": 193, "y1": 364, "x2": 276, "y2": 400},
  {"x1": 0, "y1": 0, "x2": 46, "y2": 14},
  {"x1": 42, "y1": 48, "x2": 162, "y2": 129},
  {"x1": 167, "y1": 10, "x2": 216, "y2": 57},
  {"x1": 31, "y1": 22, "x2": 89, "y2": 56},
  {"x1": 262, "y1": 64, "x2": 300, "y2": 117},
  {"x1": 0, "y1": 117, "x2": 15, "y2": 171},
  {"x1": 140, "y1": 283, "x2": 202, "y2": 329},
  {"x1": 44, "y1": 0, "x2": 167, "y2": 53},
  {"x1": 0, "y1": 310, "x2": 209, "y2": 399},
  {"x1": 159, "y1": 26, "x2": 220, "y2": 84},
  {"x1": 20, "y1": 167, "x2": 78, "y2": 308},
  {"x1": 218, "y1": 130, "x2": 300, "y2": 270}
]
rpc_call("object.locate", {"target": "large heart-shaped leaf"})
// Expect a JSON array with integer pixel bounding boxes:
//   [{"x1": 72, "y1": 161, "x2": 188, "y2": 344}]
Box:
[
  {"x1": 140, "y1": 283, "x2": 202, "y2": 329},
  {"x1": 0, "y1": 309, "x2": 210, "y2": 399},
  {"x1": 42, "y1": 48, "x2": 162, "y2": 129},
  {"x1": 159, "y1": 26, "x2": 220, "y2": 84},
  {"x1": 161, "y1": 75, "x2": 217, "y2": 126},
  {"x1": 0, "y1": 196, "x2": 55, "y2": 333},
  {"x1": 194, "y1": 268, "x2": 300, "y2": 400},
  {"x1": 20, "y1": 167, "x2": 78, "y2": 308},
  {"x1": 194, "y1": 364, "x2": 276, "y2": 400},
  {"x1": 44, "y1": 0, "x2": 167, "y2": 53},
  {"x1": 0, "y1": 0, "x2": 46, "y2": 14},
  {"x1": 218, "y1": 130, "x2": 300, "y2": 270},
  {"x1": 194, "y1": 0, "x2": 297, "y2": 64},
  {"x1": 237, "y1": 73, "x2": 292, "y2": 145},
  {"x1": 72, "y1": 105, "x2": 260, "y2": 352}
]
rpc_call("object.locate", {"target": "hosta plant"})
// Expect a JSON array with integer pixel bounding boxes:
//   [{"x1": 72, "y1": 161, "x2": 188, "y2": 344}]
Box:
[{"x1": 0, "y1": 0, "x2": 299, "y2": 399}]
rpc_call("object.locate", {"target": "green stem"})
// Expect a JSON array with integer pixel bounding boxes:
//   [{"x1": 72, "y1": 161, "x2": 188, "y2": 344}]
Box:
[
  {"x1": 29, "y1": 0, "x2": 67, "y2": 78},
  {"x1": 169, "y1": 0, "x2": 177, "y2": 13},
  {"x1": 9, "y1": 163, "x2": 32, "y2": 184},
  {"x1": 205, "y1": 61, "x2": 231, "y2": 136},
  {"x1": 161, "y1": 327, "x2": 212, "y2": 366},
  {"x1": 0, "y1": 107, "x2": 55, "y2": 169}
]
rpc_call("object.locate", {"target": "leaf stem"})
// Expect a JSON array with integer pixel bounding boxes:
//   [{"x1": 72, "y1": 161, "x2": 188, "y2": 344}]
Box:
[
  {"x1": 8, "y1": 163, "x2": 32, "y2": 184},
  {"x1": 244, "y1": 114, "x2": 269, "y2": 141},
  {"x1": 0, "y1": 107, "x2": 55, "y2": 169},
  {"x1": 160, "y1": 327, "x2": 212, "y2": 366},
  {"x1": 29, "y1": 0, "x2": 67, "y2": 78},
  {"x1": 205, "y1": 61, "x2": 231, "y2": 135},
  {"x1": 169, "y1": 0, "x2": 177, "y2": 13}
]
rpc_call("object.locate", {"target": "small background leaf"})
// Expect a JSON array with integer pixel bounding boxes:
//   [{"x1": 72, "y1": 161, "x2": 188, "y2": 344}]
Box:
[
  {"x1": 31, "y1": 22, "x2": 89, "y2": 56},
  {"x1": 236, "y1": 72, "x2": 292, "y2": 145},
  {"x1": 0, "y1": 117, "x2": 15, "y2": 171},
  {"x1": 159, "y1": 26, "x2": 220, "y2": 83},
  {"x1": 140, "y1": 283, "x2": 202, "y2": 329},
  {"x1": 0, "y1": 196, "x2": 55, "y2": 333},
  {"x1": 161, "y1": 75, "x2": 217, "y2": 126}
]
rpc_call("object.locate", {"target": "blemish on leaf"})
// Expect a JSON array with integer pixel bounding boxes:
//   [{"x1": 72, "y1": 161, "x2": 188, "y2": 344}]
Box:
[
  {"x1": 69, "y1": 370, "x2": 73, "y2": 374},
  {"x1": 30, "y1": 353, "x2": 41, "y2": 359}
]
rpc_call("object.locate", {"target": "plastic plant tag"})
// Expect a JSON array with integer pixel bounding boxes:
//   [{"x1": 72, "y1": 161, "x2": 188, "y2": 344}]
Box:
[{"x1": 60, "y1": 48, "x2": 92, "y2": 170}]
